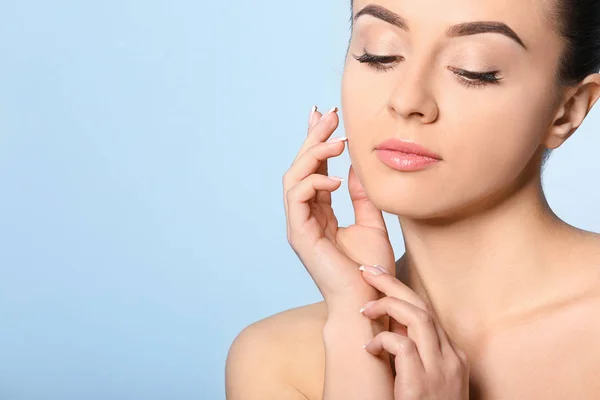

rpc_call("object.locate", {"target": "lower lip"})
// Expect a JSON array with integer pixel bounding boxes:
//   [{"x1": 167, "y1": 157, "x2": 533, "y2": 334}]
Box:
[{"x1": 375, "y1": 149, "x2": 441, "y2": 171}]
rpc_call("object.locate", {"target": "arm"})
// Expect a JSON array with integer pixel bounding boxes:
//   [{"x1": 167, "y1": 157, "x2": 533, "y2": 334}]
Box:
[
  {"x1": 322, "y1": 300, "x2": 395, "y2": 400},
  {"x1": 225, "y1": 322, "x2": 308, "y2": 400}
]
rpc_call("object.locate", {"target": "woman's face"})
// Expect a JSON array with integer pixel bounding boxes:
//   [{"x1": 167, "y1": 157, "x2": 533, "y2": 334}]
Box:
[{"x1": 341, "y1": 0, "x2": 565, "y2": 219}]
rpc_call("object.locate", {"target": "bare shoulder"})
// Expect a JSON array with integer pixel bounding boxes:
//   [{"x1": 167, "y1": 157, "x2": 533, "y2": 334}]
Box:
[{"x1": 226, "y1": 300, "x2": 328, "y2": 400}]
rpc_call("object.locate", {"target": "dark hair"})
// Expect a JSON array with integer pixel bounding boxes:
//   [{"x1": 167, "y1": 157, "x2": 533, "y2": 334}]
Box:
[
  {"x1": 550, "y1": 0, "x2": 600, "y2": 88},
  {"x1": 348, "y1": 0, "x2": 600, "y2": 170}
]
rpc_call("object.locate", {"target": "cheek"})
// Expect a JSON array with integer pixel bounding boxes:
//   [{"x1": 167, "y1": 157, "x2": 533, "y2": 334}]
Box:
[
  {"x1": 444, "y1": 83, "x2": 552, "y2": 184},
  {"x1": 341, "y1": 61, "x2": 394, "y2": 127},
  {"x1": 341, "y1": 67, "x2": 382, "y2": 163},
  {"x1": 342, "y1": 66, "x2": 375, "y2": 128},
  {"x1": 444, "y1": 100, "x2": 546, "y2": 206}
]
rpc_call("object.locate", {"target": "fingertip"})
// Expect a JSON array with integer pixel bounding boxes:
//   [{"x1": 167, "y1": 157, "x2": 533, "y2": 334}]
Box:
[
  {"x1": 308, "y1": 108, "x2": 323, "y2": 131},
  {"x1": 313, "y1": 111, "x2": 323, "y2": 124},
  {"x1": 319, "y1": 107, "x2": 339, "y2": 123},
  {"x1": 359, "y1": 264, "x2": 390, "y2": 276},
  {"x1": 362, "y1": 338, "x2": 373, "y2": 351},
  {"x1": 309, "y1": 105, "x2": 317, "y2": 121}
]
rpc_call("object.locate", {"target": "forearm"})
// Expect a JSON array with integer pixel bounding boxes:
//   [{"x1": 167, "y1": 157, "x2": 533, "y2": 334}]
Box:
[{"x1": 322, "y1": 302, "x2": 395, "y2": 400}]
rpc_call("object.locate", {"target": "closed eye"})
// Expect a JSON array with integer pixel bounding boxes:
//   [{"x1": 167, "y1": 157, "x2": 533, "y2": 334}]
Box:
[
  {"x1": 352, "y1": 50, "x2": 502, "y2": 88},
  {"x1": 353, "y1": 51, "x2": 401, "y2": 72}
]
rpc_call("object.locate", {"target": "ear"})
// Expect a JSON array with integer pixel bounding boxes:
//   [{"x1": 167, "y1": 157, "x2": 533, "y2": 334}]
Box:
[{"x1": 544, "y1": 73, "x2": 600, "y2": 150}]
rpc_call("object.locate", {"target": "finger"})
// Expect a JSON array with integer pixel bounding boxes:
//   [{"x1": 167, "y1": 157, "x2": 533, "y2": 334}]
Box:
[
  {"x1": 396, "y1": 264, "x2": 454, "y2": 355},
  {"x1": 444, "y1": 334, "x2": 468, "y2": 365},
  {"x1": 364, "y1": 331, "x2": 426, "y2": 383},
  {"x1": 359, "y1": 266, "x2": 430, "y2": 310},
  {"x1": 283, "y1": 105, "x2": 325, "y2": 238},
  {"x1": 314, "y1": 137, "x2": 336, "y2": 206},
  {"x1": 308, "y1": 105, "x2": 322, "y2": 132},
  {"x1": 295, "y1": 107, "x2": 339, "y2": 163},
  {"x1": 283, "y1": 137, "x2": 346, "y2": 237},
  {"x1": 286, "y1": 173, "x2": 344, "y2": 232},
  {"x1": 361, "y1": 297, "x2": 443, "y2": 372},
  {"x1": 313, "y1": 116, "x2": 330, "y2": 177},
  {"x1": 360, "y1": 268, "x2": 452, "y2": 368},
  {"x1": 307, "y1": 107, "x2": 329, "y2": 177},
  {"x1": 303, "y1": 107, "x2": 340, "y2": 206},
  {"x1": 315, "y1": 179, "x2": 333, "y2": 205},
  {"x1": 432, "y1": 312, "x2": 453, "y2": 358},
  {"x1": 284, "y1": 140, "x2": 347, "y2": 193},
  {"x1": 348, "y1": 164, "x2": 387, "y2": 232},
  {"x1": 308, "y1": 107, "x2": 332, "y2": 205}
]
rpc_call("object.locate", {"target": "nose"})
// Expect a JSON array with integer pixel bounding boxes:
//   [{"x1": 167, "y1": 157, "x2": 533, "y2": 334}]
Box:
[{"x1": 388, "y1": 63, "x2": 439, "y2": 124}]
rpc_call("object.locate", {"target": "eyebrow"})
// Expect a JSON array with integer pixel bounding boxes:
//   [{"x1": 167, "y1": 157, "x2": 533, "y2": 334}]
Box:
[{"x1": 354, "y1": 4, "x2": 527, "y2": 50}]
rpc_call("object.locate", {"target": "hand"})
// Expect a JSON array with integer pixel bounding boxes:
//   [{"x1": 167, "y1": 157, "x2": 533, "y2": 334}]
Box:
[
  {"x1": 282, "y1": 105, "x2": 396, "y2": 308},
  {"x1": 358, "y1": 267, "x2": 470, "y2": 400}
]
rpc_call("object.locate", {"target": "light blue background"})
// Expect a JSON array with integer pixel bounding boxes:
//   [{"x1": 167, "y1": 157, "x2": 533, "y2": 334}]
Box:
[{"x1": 1, "y1": 1, "x2": 599, "y2": 399}]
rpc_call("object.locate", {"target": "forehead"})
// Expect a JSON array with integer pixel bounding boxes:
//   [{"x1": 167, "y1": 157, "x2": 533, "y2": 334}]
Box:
[{"x1": 352, "y1": 0, "x2": 557, "y2": 50}]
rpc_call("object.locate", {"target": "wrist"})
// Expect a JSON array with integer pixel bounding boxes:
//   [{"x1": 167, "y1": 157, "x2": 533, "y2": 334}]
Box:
[
  {"x1": 324, "y1": 306, "x2": 388, "y2": 346},
  {"x1": 325, "y1": 290, "x2": 382, "y2": 316}
]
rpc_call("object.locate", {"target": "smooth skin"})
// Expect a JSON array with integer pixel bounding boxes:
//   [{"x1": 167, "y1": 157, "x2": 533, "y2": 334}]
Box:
[
  {"x1": 226, "y1": 0, "x2": 600, "y2": 398},
  {"x1": 226, "y1": 106, "x2": 469, "y2": 400},
  {"x1": 359, "y1": 266, "x2": 470, "y2": 399}
]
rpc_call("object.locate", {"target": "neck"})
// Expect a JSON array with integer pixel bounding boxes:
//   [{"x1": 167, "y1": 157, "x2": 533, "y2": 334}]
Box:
[{"x1": 395, "y1": 173, "x2": 590, "y2": 342}]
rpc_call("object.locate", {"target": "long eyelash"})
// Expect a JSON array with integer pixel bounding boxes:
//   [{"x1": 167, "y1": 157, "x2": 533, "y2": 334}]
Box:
[
  {"x1": 352, "y1": 51, "x2": 401, "y2": 73},
  {"x1": 450, "y1": 67, "x2": 502, "y2": 88},
  {"x1": 352, "y1": 50, "x2": 502, "y2": 87}
]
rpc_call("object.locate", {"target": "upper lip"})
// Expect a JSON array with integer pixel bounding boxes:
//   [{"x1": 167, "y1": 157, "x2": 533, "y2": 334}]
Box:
[{"x1": 375, "y1": 139, "x2": 442, "y2": 160}]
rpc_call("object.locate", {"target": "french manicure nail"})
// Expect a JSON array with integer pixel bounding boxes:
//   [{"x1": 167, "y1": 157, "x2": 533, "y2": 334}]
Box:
[
  {"x1": 372, "y1": 264, "x2": 390, "y2": 274},
  {"x1": 359, "y1": 300, "x2": 377, "y2": 314},
  {"x1": 359, "y1": 265, "x2": 390, "y2": 275},
  {"x1": 328, "y1": 176, "x2": 345, "y2": 182},
  {"x1": 320, "y1": 106, "x2": 338, "y2": 121},
  {"x1": 326, "y1": 136, "x2": 348, "y2": 143},
  {"x1": 309, "y1": 105, "x2": 317, "y2": 122}
]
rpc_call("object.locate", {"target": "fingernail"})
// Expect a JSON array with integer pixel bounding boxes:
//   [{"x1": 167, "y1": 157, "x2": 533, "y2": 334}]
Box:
[
  {"x1": 359, "y1": 265, "x2": 390, "y2": 275},
  {"x1": 362, "y1": 338, "x2": 372, "y2": 349},
  {"x1": 320, "y1": 106, "x2": 338, "y2": 121},
  {"x1": 328, "y1": 176, "x2": 345, "y2": 182},
  {"x1": 359, "y1": 300, "x2": 377, "y2": 314},
  {"x1": 309, "y1": 105, "x2": 317, "y2": 123},
  {"x1": 326, "y1": 136, "x2": 348, "y2": 143},
  {"x1": 372, "y1": 264, "x2": 390, "y2": 274}
]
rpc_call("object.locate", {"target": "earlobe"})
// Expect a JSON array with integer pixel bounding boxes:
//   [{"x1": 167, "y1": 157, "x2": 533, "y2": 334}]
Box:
[
  {"x1": 544, "y1": 122, "x2": 572, "y2": 150},
  {"x1": 544, "y1": 73, "x2": 600, "y2": 150},
  {"x1": 543, "y1": 100, "x2": 574, "y2": 150}
]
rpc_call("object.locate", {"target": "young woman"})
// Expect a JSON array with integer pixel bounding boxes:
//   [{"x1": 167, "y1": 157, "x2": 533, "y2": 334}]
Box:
[{"x1": 226, "y1": 0, "x2": 600, "y2": 398}]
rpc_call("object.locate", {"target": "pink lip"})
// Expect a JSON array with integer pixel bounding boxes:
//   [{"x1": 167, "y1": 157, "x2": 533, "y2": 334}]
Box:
[
  {"x1": 375, "y1": 139, "x2": 442, "y2": 159},
  {"x1": 374, "y1": 139, "x2": 442, "y2": 172}
]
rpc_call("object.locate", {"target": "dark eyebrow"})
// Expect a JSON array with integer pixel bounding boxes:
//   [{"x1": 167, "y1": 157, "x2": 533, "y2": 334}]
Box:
[{"x1": 354, "y1": 4, "x2": 527, "y2": 50}]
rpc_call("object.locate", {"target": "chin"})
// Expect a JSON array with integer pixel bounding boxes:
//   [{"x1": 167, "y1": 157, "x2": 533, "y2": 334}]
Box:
[
  {"x1": 365, "y1": 176, "x2": 520, "y2": 224},
  {"x1": 368, "y1": 189, "x2": 450, "y2": 220},
  {"x1": 357, "y1": 168, "x2": 488, "y2": 223}
]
